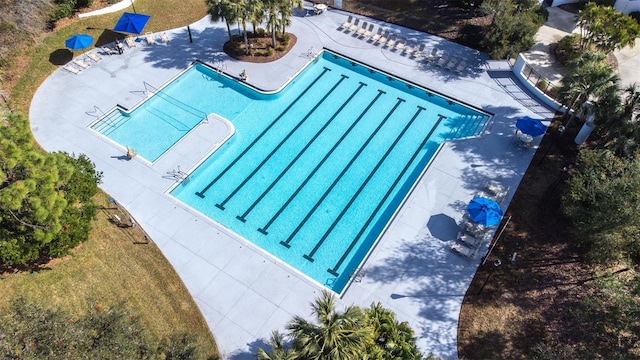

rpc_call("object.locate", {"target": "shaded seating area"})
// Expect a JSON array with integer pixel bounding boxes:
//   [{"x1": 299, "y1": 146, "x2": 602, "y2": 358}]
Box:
[{"x1": 339, "y1": 15, "x2": 353, "y2": 30}]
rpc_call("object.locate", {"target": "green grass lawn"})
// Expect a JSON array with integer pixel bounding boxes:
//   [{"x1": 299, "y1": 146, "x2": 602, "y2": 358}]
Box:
[
  {"x1": 3, "y1": 0, "x2": 218, "y2": 357},
  {"x1": 0, "y1": 193, "x2": 219, "y2": 358}
]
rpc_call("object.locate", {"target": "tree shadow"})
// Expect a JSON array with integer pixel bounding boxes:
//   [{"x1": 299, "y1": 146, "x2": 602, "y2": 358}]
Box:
[
  {"x1": 227, "y1": 337, "x2": 269, "y2": 360},
  {"x1": 90, "y1": 28, "x2": 127, "y2": 47},
  {"x1": 49, "y1": 49, "x2": 73, "y2": 65}
]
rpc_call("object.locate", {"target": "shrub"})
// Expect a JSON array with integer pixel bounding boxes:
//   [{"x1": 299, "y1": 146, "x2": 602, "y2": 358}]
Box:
[
  {"x1": 556, "y1": 33, "x2": 581, "y2": 65},
  {"x1": 51, "y1": 0, "x2": 77, "y2": 21}
]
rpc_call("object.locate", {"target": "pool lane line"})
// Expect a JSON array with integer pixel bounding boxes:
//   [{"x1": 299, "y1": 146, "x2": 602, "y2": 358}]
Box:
[
  {"x1": 194, "y1": 67, "x2": 331, "y2": 199},
  {"x1": 258, "y1": 89, "x2": 386, "y2": 236},
  {"x1": 236, "y1": 81, "x2": 367, "y2": 223},
  {"x1": 278, "y1": 97, "x2": 405, "y2": 249},
  {"x1": 303, "y1": 105, "x2": 426, "y2": 263},
  {"x1": 214, "y1": 74, "x2": 349, "y2": 210},
  {"x1": 327, "y1": 113, "x2": 447, "y2": 277}
]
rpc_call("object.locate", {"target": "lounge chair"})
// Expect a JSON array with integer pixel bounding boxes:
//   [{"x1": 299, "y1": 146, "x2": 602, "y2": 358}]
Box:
[
  {"x1": 445, "y1": 57, "x2": 459, "y2": 71},
  {"x1": 348, "y1": 18, "x2": 360, "y2": 32},
  {"x1": 425, "y1": 48, "x2": 439, "y2": 62},
  {"x1": 395, "y1": 36, "x2": 407, "y2": 51},
  {"x1": 356, "y1": 21, "x2": 368, "y2": 36},
  {"x1": 485, "y1": 182, "x2": 508, "y2": 200},
  {"x1": 73, "y1": 58, "x2": 91, "y2": 69},
  {"x1": 125, "y1": 36, "x2": 137, "y2": 48},
  {"x1": 457, "y1": 232, "x2": 483, "y2": 248},
  {"x1": 102, "y1": 46, "x2": 116, "y2": 56},
  {"x1": 460, "y1": 218, "x2": 488, "y2": 238},
  {"x1": 436, "y1": 53, "x2": 449, "y2": 67},
  {"x1": 362, "y1": 24, "x2": 374, "y2": 38},
  {"x1": 454, "y1": 60, "x2": 467, "y2": 74},
  {"x1": 385, "y1": 33, "x2": 398, "y2": 48},
  {"x1": 63, "y1": 63, "x2": 81, "y2": 74},
  {"x1": 87, "y1": 52, "x2": 102, "y2": 62},
  {"x1": 340, "y1": 15, "x2": 353, "y2": 30},
  {"x1": 375, "y1": 30, "x2": 389, "y2": 45},
  {"x1": 412, "y1": 43, "x2": 425, "y2": 58},
  {"x1": 370, "y1": 28, "x2": 383, "y2": 42},
  {"x1": 144, "y1": 32, "x2": 155, "y2": 45},
  {"x1": 403, "y1": 40, "x2": 416, "y2": 56},
  {"x1": 160, "y1": 32, "x2": 169, "y2": 44},
  {"x1": 451, "y1": 242, "x2": 476, "y2": 259}
]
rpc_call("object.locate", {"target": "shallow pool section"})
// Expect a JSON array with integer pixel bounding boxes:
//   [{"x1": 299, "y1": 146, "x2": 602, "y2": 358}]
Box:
[{"x1": 164, "y1": 51, "x2": 491, "y2": 293}]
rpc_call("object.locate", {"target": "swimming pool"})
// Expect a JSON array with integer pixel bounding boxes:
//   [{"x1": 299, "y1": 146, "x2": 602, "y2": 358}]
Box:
[{"x1": 95, "y1": 50, "x2": 490, "y2": 292}]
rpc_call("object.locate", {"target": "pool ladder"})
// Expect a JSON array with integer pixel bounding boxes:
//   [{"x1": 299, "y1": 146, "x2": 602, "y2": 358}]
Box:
[{"x1": 167, "y1": 166, "x2": 190, "y2": 183}]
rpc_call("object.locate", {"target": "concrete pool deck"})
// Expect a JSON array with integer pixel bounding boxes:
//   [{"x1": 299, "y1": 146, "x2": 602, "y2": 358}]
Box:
[{"x1": 30, "y1": 8, "x2": 557, "y2": 359}]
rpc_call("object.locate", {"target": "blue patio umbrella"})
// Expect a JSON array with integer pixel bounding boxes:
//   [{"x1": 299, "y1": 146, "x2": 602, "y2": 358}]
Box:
[
  {"x1": 467, "y1": 197, "x2": 503, "y2": 227},
  {"x1": 65, "y1": 34, "x2": 93, "y2": 51},
  {"x1": 113, "y1": 12, "x2": 151, "y2": 34},
  {"x1": 516, "y1": 116, "x2": 546, "y2": 137}
]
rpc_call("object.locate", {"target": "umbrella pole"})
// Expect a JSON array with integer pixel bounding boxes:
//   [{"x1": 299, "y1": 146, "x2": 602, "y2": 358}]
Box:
[{"x1": 131, "y1": 0, "x2": 137, "y2": 13}]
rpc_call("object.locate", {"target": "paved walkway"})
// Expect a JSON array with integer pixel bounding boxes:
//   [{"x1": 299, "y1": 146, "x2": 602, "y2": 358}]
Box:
[
  {"x1": 524, "y1": 6, "x2": 640, "y2": 88},
  {"x1": 30, "y1": 8, "x2": 557, "y2": 359}
]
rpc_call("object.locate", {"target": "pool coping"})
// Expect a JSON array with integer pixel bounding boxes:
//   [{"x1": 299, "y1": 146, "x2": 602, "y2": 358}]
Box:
[{"x1": 29, "y1": 7, "x2": 558, "y2": 359}]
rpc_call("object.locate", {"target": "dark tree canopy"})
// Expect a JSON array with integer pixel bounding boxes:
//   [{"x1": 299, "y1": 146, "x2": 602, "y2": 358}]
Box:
[{"x1": 0, "y1": 112, "x2": 102, "y2": 265}]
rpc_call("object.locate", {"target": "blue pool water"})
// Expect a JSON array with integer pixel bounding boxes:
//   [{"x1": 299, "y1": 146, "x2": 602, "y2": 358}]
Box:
[{"x1": 93, "y1": 51, "x2": 490, "y2": 292}]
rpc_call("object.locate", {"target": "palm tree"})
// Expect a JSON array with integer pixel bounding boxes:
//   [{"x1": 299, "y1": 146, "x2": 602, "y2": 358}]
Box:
[
  {"x1": 206, "y1": 0, "x2": 239, "y2": 41},
  {"x1": 365, "y1": 302, "x2": 423, "y2": 360},
  {"x1": 263, "y1": 0, "x2": 279, "y2": 48},
  {"x1": 277, "y1": 0, "x2": 302, "y2": 36},
  {"x1": 558, "y1": 51, "x2": 620, "y2": 128},
  {"x1": 256, "y1": 331, "x2": 298, "y2": 360},
  {"x1": 287, "y1": 291, "x2": 371, "y2": 359},
  {"x1": 247, "y1": 0, "x2": 264, "y2": 35}
]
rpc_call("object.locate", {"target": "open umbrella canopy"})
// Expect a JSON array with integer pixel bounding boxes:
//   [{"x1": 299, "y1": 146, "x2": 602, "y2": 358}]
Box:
[
  {"x1": 467, "y1": 197, "x2": 503, "y2": 227},
  {"x1": 65, "y1": 34, "x2": 93, "y2": 51},
  {"x1": 516, "y1": 116, "x2": 546, "y2": 137},
  {"x1": 113, "y1": 12, "x2": 151, "y2": 34}
]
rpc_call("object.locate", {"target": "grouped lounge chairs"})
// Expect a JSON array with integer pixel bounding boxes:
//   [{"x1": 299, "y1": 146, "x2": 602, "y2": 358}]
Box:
[
  {"x1": 375, "y1": 30, "x2": 389, "y2": 45},
  {"x1": 394, "y1": 36, "x2": 407, "y2": 51},
  {"x1": 160, "y1": 32, "x2": 169, "y2": 44},
  {"x1": 87, "y1": 52, "x2": 102, "y2": 63},
  {"x1": 102, "y1": 45, "x2": 116, "y2": 56},
  {"x1": 412, "y1": 44, "x2": 426, "y2": 58},
  {"x1": 385, "y1": 33, "x2": 398, "y2": 48},
  {"x1": 362, "y1": 24, "x2": 374, "y2": 38},
  {"x1": 370, "y1": 28, "x2": 383, "y2": 42},
  {"x1": 63, "y1": 63, "x2": 82, "y2": 74},
  {"x1": 340, "y1": 15, "x2": 353, "y2": 30},
  {"x1": 144, "y1": 32, "x2": 155, "y2": 45},
  {"x1": 73, "y1": 57, "x2": 91, "y2": 69},
  {"x1": 356, "y1": 21, "x2": 369, "y2": 37},
  {"x1": 451, "y1": 242, "x2": 476, "y2": 260},
  {"x1": 125, "y1": 36, "x2": 137, "y2": 48},
  {"x1": 349, "y1": 18, "x2": 360, "y2": 32}
]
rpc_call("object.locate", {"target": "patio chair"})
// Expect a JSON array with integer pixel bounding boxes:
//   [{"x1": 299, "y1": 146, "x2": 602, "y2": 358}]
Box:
[
  {"x1": 436, "y1": 53, "x2": 449, "y2": 67},
  {"x1": 454, "y1": 60, "x2": 467, "y2": 74},
  {"x1": 362, "y1": 24, "x2": 374, "y2": 38},
  {"x1": 73, "y1": 58, "x2": 91, "y2": 69},
  {"x1": 102, "y1": 46, "x2": 116, "y2": 56},
  {"x1": 445, "y1": 57, "x2": 459, "y2": 71},
  {"x1": 125, "y1": 36, "x2": 137, "y2": 48},
  {"x1": 412, "y1": 43, "x2": 425, "y2": 58},
  {"x1": 339, "y1": 15, "x2": 353, "y2": 30},
  {"x1": 484, "y1": 181, "x2": 509, "y2": 203},
  {"x1": 349, "y1": 18, "x2": 360, "y2": 32},
  {"x1": 160, "y1": 32, "x2": 169, "y2": 44},
  {"x1": 425, "y1": 48, "x2": 439, "y2": 62},
  {"x1": 370, "y1": 28, "x2": 384, "y2": 43},
  {"x1": 356, "y1": 21, "x2": 368, "y2": 36},
  {"x1": 457, "y1": 232, "x2": 483, "y2": 248},
  {"x1": 403, "y1": 40, "x2": 416, "y2": 56},
  {"x1": 385, "y1": 33, "x2": 398, "y2": 48},
  {"x1": 87, "y1": 52, "x2": 102, "y2": 62},
  {"x1": 460, "y1": 217, "x2": 488, "y2": 238},
  {"x1": 62, "y1": 63, "x2": 81, "y2": 74},
  {"x1": 375, "y1": 30, "x2": 390, "y2": 45},
  {"x1": 394, "y1": 36, "x2": 407, "y2": 51},
  {"x1": 144, "y1": 32, "x2": 155, "y2": 45},
  {"x1": 451, "y1": 242, "x2": 476, "y2": 260}
]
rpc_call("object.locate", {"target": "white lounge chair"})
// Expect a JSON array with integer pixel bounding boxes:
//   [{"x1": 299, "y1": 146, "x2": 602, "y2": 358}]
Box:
[
  {"x1": 144, "y1": 32, "x2": 155, "y2": 45},
  {"x1": 412, "y1": 43, "x2": 425, "y2": 58},
  {"x1": 385, "y1": 33, "x2": 398, "y2": 48},
  {"x1": 125, "y1": 36, "x2": 137, "y2": 48},
  {"x1": 370, "y1": 28, "x2": 384, "y2": 43},
  {"x1": 340, "y1": 15, "x2": 353, "y2": 30},
  {"x1": 356, "y1": 21, "x2": 368, "y2": 36},
  {"x1": 102, "y1": 46, "x2": 116, "y2": 56},
  {"x1": 457, "y1": 232, "x2": 483, "y2": 248},
  {"x1": 436, "y1": 53, "x2": 449, "y2": 67},
  {"x1": 87, "y1": 52, "x2": 102, "y2": 62},
  {"x1": 73, "y1": 58, "x2": 91, "y2": 69},
  {"x1": 395, "y1": 36, "x2": 407, "y2": 51},
  {"x1": 63, "y1": 63, "x2": 81, "y2": 74},
  {"x1": 425, "y1": 48, "x2": 439, "y2": 62},
  {"x1": 403, "y1": 40, "x2": 416, "y2": 56},
  {"x1": 160, "y1": 32, "x2": 169, "y2": 44},
  {"x1": 454, "y1": 60, "x2": 467, "y2": 74},
  {"x1": 349, "y1": 18, "x2": 360, "y2": 32},
  {"x1": 445, "y1": 57, "x2": 459, "y2": 71},
  {"x1": 362, "y1": 24, "x2": 374, "y2": 38},
  {"x1": 451, "y1": 242, "x2": 476, "y2": 259}
]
